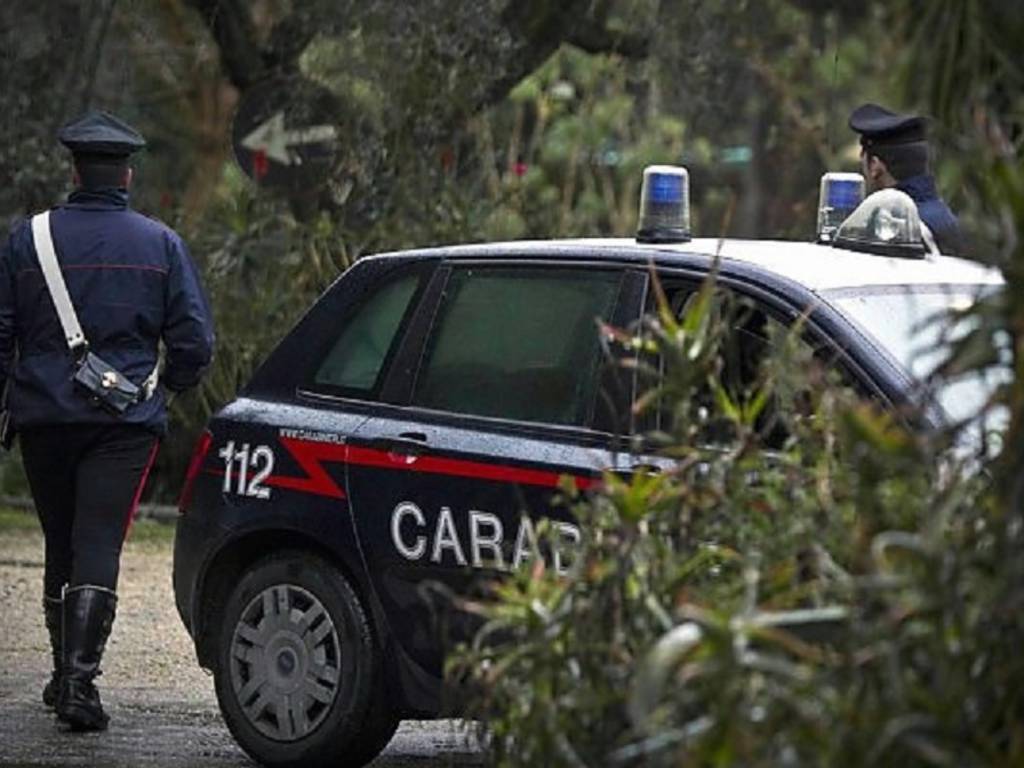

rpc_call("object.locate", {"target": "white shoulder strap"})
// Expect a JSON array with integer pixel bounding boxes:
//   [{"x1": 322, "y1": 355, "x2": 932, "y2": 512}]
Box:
[{"x1": 30, "y1": 212, "x2": 87, "y2": 352}]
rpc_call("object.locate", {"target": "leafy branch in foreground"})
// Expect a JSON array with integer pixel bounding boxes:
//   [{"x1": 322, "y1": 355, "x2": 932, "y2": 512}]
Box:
[{"x1": 449, "y1": 274, "x2": 1021, "y2": 767}]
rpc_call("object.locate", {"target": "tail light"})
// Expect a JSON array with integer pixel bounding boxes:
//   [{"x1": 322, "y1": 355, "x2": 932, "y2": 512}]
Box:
[{"x1": 178, "y1": 429, "x2": 213, "y2": 515}]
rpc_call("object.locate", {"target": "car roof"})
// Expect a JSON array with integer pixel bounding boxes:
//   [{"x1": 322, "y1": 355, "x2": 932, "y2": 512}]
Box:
[{"x1": 378, "y1": 237, "x2": 1003, "y2": 294}]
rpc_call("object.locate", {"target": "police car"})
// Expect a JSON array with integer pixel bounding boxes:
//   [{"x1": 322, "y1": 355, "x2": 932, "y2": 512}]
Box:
[{"x1": 172, "y1": 167, "x2": 1002, "y2": 767}]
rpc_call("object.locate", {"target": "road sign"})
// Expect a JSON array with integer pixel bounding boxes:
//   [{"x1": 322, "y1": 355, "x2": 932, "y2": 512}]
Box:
[{"x1": 232, "y1": 77, "x2": 340, "y2": 189}]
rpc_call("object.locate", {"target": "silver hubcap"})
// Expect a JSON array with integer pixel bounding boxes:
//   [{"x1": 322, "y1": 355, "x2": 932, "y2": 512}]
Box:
[{"x1": 230, "y1": 584, "x2": 341, "y2": 741}]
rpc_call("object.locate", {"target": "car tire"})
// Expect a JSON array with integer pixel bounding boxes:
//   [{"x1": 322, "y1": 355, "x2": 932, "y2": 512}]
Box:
[
  {"x1": 213, "y1": 550, "x2": 387, "y2": 768},
  {"x1": 347, "y1": 684, "x2": 401, "y2": 766}
]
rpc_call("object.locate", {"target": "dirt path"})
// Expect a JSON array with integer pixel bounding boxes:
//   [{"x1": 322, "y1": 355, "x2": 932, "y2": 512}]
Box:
[{"x1": 0, "y1": 518, "x2": 482, "y2": 767}]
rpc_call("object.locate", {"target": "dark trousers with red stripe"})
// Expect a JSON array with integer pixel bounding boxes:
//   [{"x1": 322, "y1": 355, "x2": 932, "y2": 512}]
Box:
[{"x1": 21, "y1": 424, "x2": 159, "y2": 597}]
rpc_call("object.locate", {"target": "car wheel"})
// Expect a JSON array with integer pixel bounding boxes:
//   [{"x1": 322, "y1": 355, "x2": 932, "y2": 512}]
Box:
[
  {"x1": 347, "y1": 684, "x2": 401, "y2": 766},
  {"x1": 213, "y1": 550, "x2": 386, "y2": 768}
]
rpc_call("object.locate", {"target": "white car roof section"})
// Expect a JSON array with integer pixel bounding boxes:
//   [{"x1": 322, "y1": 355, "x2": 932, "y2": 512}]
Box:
[
  {"x1": 568, "y1": 238, "x2": 1003, "y2": 293},
  {"x1": 390, "y1": 237, "x2": 1003, "y2": 294}
]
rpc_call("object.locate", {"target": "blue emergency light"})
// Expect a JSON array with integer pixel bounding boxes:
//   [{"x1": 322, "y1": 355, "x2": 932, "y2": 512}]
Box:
[
  {"x1": 816, "y1": 172, "x2": 865, "y2": 242},
  {"x1": 827, "y1": 178, "x2": 862, "y2": 209},
  {"x1": 636, "y1": 165, "x2": 691, "y2": 243}
]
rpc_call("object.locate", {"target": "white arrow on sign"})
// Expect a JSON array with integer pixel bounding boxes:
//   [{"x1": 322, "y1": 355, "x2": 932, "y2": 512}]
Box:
[{"x1": 240, "y1": 111, "x2": 338, "y2": 167}]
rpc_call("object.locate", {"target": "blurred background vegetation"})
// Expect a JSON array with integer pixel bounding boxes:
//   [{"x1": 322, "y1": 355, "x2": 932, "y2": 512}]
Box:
[{"x1": 0, "y1": 0, "x2": 936, "y2": 499}]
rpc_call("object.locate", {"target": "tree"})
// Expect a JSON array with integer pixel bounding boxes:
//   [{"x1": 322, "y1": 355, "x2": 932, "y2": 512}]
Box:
[
  {"x1": 184, "y1": 0, "x2": 654, "y2": 223},
  {"x1": 0, "y1": 0, "x2": 118, "y2": 216}
]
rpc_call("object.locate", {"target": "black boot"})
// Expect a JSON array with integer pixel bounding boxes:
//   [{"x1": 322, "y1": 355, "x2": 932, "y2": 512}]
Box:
[
  {"x1": 42, "y1": 595, "x2": 63, "y2": 708},
  {"x1": 57, "y1": 585, "x2": 117, "y2": 732}
]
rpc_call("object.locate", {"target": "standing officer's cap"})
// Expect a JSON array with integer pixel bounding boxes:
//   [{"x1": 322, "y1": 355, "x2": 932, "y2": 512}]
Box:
[
  {"x1": 58, "y1": 110, "x2": 146, "y2": 161},
  {"x1": 849, "y1": 103, "x2": 928, "y2": 149}
]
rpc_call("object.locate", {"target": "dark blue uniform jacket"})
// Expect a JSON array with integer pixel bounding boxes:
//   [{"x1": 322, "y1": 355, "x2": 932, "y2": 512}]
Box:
[
  {"x1": 896, "y1": 174, "x2": 961, "y2": 255},
  {"x1": 0, "y1": 188, "x2": 215, "y2": 434}
]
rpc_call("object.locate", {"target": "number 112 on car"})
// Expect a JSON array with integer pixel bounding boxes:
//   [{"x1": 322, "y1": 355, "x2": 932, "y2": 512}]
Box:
[{"x1": 218, "y1": 440, "x2": 275, "y2": 499}]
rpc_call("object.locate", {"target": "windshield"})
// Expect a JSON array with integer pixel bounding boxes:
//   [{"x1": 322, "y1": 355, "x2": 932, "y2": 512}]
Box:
[{"x1": 829, "y1": 286, "x2": 1008, "y2": 428}]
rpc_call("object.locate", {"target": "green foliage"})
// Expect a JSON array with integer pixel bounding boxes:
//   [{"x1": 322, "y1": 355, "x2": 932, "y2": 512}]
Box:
[
  {"x1": 469, "y1": 45, "x2": 687, "y2": 239},
  {"x1": 0, "y1": 506, "x2": 43, "y2": 533},
  {"x1": 435, "y1": 0, "x2": 910, "y2": 244},
  {"x1": 450, "y1": 275, "x2": 1022, "y2": 766}
]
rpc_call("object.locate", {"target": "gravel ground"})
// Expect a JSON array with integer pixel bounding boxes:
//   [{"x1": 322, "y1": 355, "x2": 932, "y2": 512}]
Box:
[{"x1": 0, "y1": 515, "x2": 483, "y2": 768}]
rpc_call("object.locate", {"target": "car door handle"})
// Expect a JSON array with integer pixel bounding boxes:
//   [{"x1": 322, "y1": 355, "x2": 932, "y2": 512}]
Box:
[
  {"x1": 398, "y1": 431, "x2": 428, "y2": 443},
  {"x1": 631, "y1": 463, "x2": 663, "y2": 475},
  {"x1": 367, "y1": 433, "x2": 428, "y2": 457},
  {"x1": 600, "y1": 463, "x2": 663, "y2": 477}
]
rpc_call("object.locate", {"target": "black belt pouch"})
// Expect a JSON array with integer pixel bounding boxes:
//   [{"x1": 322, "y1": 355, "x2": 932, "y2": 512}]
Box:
[{"x1": 73, "y1": 351, "x2": 139, "y2": 415}]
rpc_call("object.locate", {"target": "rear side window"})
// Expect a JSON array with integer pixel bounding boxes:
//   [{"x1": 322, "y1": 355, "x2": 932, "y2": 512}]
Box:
[
  {"x1": 412, "y1": 266, "x2": 621, "y2": 426},
  {"x1": 313, "y1": 272, "x2": 421, "y2": 395}
]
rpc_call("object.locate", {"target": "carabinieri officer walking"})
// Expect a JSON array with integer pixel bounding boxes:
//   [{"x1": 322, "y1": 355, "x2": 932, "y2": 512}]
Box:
[{"x1": 0, "y1": 110, "x2": 215, "y2": 731}]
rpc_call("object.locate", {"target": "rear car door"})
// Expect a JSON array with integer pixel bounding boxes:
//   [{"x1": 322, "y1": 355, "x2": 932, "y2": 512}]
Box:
[{"x1": 345, "y1": 260, "x2": 640, "y2": 675}]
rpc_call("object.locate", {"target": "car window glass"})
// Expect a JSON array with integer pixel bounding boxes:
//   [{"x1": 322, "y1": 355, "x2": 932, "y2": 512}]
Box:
[
  {"x1": 413, "y1": 267, "x2": 621, "y2": 426},
  {"x1": 313, "y1": 272, "x2": 420, "y2": 394},
  {"x1": 638, "y1": 283, "x2": 837, "y2": 447}
]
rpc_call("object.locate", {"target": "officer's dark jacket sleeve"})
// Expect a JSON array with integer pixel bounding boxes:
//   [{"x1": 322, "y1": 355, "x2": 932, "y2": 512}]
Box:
[
  {"x1": 162, "y1": 231, "x2": 215, "y2": 392},
  {"x1": 0, "y1": 230, "x2": 16, "y2": 394}
]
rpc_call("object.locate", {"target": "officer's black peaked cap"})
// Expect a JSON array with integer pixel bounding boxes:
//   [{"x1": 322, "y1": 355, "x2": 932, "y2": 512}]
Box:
[
  {"x1": 849, "y1": 103, "x2": 928, "y2": 148},
  {"x1": 58, "y1": 110, "x2": 146, "y2": 159}
]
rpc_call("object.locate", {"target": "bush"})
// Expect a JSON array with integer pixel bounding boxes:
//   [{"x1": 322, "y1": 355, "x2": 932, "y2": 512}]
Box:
[{"x1": 450, "y1": 273, "x2": 1024, "y2": 766}]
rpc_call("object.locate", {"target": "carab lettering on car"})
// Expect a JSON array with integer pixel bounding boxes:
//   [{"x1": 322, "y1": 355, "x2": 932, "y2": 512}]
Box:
[{"x1": 390, "y1": 500, "x2": 583, "y2": 575}]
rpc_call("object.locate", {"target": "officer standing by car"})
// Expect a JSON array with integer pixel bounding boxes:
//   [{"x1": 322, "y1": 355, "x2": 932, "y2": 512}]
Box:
[
  {"x1": 0, "y1": 110, "x2": 215, "y2": 732},
  {"x1": 849, "y1": 102, "x2": 962, "y2": 254}
]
